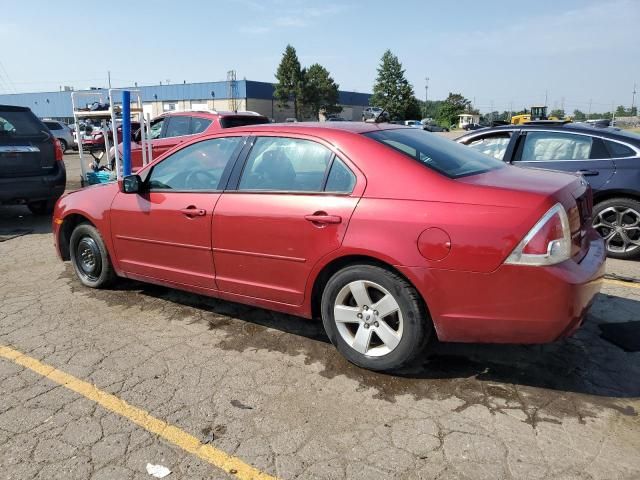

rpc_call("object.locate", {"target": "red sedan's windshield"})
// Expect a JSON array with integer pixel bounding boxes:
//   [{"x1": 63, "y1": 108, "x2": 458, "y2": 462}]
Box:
[{"x1": 365, "y1": 128, "x2": 505, "y2": 179}]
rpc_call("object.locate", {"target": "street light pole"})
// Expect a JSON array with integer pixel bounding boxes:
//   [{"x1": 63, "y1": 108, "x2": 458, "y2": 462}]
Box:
[{"x1": 424, "y1": 77, "x2": 429, "y2": 119}]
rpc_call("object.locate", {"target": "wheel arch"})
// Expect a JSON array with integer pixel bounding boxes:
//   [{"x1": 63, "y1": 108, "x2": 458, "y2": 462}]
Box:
[
  {"x1": 309, "y1": 254, "x2": 430, "y2": 321},
  {"x1": 593, "y1": 189, "x2": 640, "y2": 205},
  {"x1": 58, "y1": 214, "x2": 96, "y2": 261}
]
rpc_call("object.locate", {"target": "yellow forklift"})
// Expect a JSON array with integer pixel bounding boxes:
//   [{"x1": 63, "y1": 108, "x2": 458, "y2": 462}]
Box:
[{"x1": 510, "y1": 105, "x2": 563, "y2": 125}]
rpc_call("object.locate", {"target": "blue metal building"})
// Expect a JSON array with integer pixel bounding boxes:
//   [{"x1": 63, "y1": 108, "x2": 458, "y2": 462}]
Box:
[{"x1": 0, "y1": 80, "x2": 372, "y2": 122}]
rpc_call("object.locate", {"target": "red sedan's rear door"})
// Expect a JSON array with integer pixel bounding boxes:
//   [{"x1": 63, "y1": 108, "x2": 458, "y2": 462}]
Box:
[{"x1": 212, "y1": 135, "x2": 363, "y2": 305}]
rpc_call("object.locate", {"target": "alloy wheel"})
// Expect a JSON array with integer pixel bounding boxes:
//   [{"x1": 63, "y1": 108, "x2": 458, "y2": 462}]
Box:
[
  {"x1": 333, "y1": 280, "x2": 403, "y2": 357},
  {"x1": 593, "y1": 206, "x2": 640, "y2": 254}
]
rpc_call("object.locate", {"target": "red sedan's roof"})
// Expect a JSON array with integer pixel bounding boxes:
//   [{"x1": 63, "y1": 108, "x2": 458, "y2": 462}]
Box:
[{"x1": 222, "y1": 121, "x2": 406, "y2": 138}]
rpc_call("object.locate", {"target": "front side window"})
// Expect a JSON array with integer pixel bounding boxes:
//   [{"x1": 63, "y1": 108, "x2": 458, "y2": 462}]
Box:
[
  {"x1": 148, "y1": 137, "x2": 242, "y2": 191},
  {"x1": 465, "y1": 133, "x2": 511, "y2": 161},
  {"x1": 149, "y1": 118, "x2": 165, "y2": 139},
  {"x1": 365, "y1": 128, "x2": 504, "y2": 178},
  {"x1": 164, "y1": 116, "x2": 191, "y2": 138},
  {"x1": 519, "y1": 131, "x2": 592, "y2": 161},
  {"x1": 238, "y1": 137, "x2": 333, "y2": 192}
]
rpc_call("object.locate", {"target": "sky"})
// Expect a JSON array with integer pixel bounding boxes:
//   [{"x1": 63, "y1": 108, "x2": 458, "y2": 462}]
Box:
[{"x1": 1, "y1": 0, "x2": 638, "y2": 113}]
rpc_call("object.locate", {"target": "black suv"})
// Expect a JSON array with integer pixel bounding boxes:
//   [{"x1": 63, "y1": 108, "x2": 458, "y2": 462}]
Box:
[
  {"x1": 457, "y1": 122, "x2": 640, "y2": 259},
  {"x1": 0, "y1": 105, "x2": 66, "y2": 214}
]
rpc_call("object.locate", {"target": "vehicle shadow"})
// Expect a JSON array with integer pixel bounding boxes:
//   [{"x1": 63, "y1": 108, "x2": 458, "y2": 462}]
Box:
[
  {"x1": 98, "y1": 276, "x2": 640, "y2": 403},
  {"x1": 0, "y1": 205, "x2": 52, "y2": 240}
]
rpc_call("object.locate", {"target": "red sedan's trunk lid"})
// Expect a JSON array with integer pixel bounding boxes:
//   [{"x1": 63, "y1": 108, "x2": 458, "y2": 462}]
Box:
[{"x1": 459, "y1": 165, "x2": 592, "y2": 260}]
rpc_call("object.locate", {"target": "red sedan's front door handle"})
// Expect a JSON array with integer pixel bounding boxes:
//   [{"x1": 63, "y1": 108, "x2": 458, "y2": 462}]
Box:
[
  {"x1": 304, "y1": 213, "x2": 342, "y2": 224},
  {"x1": 180, "y1": 207, "x2": 206, "y2": 217}
]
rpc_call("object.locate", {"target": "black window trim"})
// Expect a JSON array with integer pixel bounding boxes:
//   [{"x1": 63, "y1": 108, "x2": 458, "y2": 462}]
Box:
[
  {"x1": 146, "y1": 135, "x2": 248, "y2": 193},
  {"x1": 225, "y1": 135, "x2": 356, "y2": 195}
]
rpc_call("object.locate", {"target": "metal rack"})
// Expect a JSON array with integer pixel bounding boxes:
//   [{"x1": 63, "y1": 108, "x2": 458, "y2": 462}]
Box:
[{"x1": 71, "y1": 89, "x2": 152, "y2": 185}]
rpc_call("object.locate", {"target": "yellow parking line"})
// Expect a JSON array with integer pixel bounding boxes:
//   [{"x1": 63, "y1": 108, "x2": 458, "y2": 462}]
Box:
[
  {"x1": 0, "y1": 345, "x2": 277, "y2": 480},
  {"x1": 603, "y1": 278, "x2": 640, "y2": 289}
]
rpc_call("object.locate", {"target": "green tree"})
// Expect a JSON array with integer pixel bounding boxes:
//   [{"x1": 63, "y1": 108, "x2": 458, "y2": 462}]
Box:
[
  {"x1": 615, "y1": 105, "x2": 627, "y2": 116},
  {"x1": 303, "y1": 64, "x2": 342, "y2": 119},
  {"x1": 274, "y1": 45, "x2": 304, "y2": 119},
  {"x1": 550, "y1": 109, "x2": 565, "y2": 118},
  {"x1": 437, "y1": 92, "x2": 471, "y2": 127},
  {"x1": 370, "y1": 50, "x2": 418, "y2": 120},
  {"x1": 573, "y1": 109, "x2": 586, "y2": 121}
]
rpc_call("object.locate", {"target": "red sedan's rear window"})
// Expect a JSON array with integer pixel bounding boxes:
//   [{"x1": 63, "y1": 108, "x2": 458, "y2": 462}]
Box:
[
  {"x1": 365, "y1": 128, "x2": 505, "y2": 179},
  {"x1": 220, "y1": 116, "x2": 270, "y2": 129}
]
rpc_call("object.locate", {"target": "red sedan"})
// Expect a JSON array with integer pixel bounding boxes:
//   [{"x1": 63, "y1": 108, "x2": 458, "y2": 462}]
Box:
[{"x1": 53, "y1": 123, "x2": 605, "y2": 371}]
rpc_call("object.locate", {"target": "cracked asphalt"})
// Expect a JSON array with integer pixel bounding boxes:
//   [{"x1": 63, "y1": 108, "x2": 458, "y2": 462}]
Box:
[{"x1": 0, "y1": 154, "x2": 639, "y2": 479}]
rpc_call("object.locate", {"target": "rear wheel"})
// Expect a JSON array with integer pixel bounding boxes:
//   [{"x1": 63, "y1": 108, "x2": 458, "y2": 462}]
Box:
[
  {"x1": 592, "y1": 198, "x2": 640, "y2": 260},
  {"x1": 58, "y1": 139, "x2": 67, "y2": 152},
  {"x1": 321, "y1": 264, "x2": 432, "y2": 371},
  {"x1": 69, "y1": 223, "x2": 116, "y2": 288}
]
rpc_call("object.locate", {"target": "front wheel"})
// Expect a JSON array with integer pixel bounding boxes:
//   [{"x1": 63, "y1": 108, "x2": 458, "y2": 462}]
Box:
[
  {"x1": 59, "y1": 139, "x2": 68, "y2": 152},
  {"x1": 592, "y1": 198, "x2": 640, "y2": 260},
  {"x1": 321, "y1": 264, "x2": 432, "y2": 371},
  {"x1": 69, "y1": 223, "x2": 116, "y2": 288}
]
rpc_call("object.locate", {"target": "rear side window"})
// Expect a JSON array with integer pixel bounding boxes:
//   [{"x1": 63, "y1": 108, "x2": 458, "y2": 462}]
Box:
[
  {"x1": 365, "y1": 128, "x2": 504, "y2": 178},
  {"x1": 518, "y1": 131, "x2": 592, "y2": 161},
  {"x1": 464, "y1": 133, "x2": 511, "y2": 160},
  {"x1": 44, "y1": 121, "x2": 63, "y2": 131},
  {"x1": 220, "y1": 116, "x2": 270, "y2": 129},
  {"x1": 239, "y1": 137, "x2": 332, "y2": 192},
  {"x1": 325, "y1": 159, "x2": 356, "y2": 193},
  {"x1": 191, "y1": 117, "x2": 212, "y2": 134},
  {"x1": 0, "y1": 111, "x2": 44, "y2": 137},
  {"x1": 605, "y1": 139, "x2": 635, "y2": 158},
  {"x1": 164, "y1": 116, "x2": 191, "y2": 138}
]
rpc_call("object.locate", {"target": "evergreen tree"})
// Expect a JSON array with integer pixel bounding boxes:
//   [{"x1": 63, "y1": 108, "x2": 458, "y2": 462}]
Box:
[
  {"x1": 370, "y1": 50, "x2": 418, "y2": 120},
  {"x1": 437, "y1": 93, "x2": 471, "y2": 127},
  {"x1": 303, "y1": 64, "x2": 342, "y2": 119},
  {"x1": 274, "y1": 45, "x2": 304, "y2": 119}
]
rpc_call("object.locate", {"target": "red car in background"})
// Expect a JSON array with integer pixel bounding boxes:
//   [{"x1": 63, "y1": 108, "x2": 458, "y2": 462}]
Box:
[
  {"x1": 53, "y1": 123, "x2": 605, "y2": 372},
  {"x1": 113, "y1": 110, "x2": 270, "y2": 170}
]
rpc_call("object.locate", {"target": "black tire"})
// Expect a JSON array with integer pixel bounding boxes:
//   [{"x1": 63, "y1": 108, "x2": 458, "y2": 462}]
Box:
[
  {"x1": 59, "y1": 139, "x2": 67, "y2": 153},
  {"x1": 27, "y1": 200, "x2": 54, "y2": 215},
  {"x1": 321, "y1": 264, "x2": 432, "y2": 372},
  {"x1": 69, "y1": 223, "x2": 116, "y2": 288},
  {"x1": 592, "y1": 198, "x2": 640, "y2": 260}
]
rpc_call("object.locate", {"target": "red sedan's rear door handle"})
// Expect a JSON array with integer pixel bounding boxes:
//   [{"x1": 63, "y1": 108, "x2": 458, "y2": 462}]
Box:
[
  {"x1": 180, "y1": 206, "x2": 206, "y2": 217},
  {"x1": 304, "y1": 213, "x2": 342, "y2": 224}
]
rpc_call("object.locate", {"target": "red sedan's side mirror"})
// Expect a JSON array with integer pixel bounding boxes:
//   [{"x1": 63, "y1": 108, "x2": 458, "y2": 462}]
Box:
[{"x1": 120, "y1": 174, "x2": 142, "y2": 194}]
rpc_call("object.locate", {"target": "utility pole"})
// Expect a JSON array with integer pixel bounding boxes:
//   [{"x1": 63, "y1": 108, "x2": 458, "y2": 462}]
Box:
[
  {"x1": 424, "y1": 77, "x2": 429, "y2": 118},
  {"x1": 632, "y1": 82, "x2": 637, "y2": 114},
  {"x1": 509, "y1": 101, "x2": 513, "y2": 121},
  {"x1": 544, "y1": 89, "x2": 548, "y2": 106},
  {"x1": 107, "y1": 71, "x2": 111, "y2": 89},
  {"x1": 588, "y1": 98, "x2": 592, "y2": 118}
]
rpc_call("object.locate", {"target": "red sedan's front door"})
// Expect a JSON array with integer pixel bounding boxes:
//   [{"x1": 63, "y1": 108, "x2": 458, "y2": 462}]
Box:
[
  {"x1": 110, "y1": 191, "x2": 218, "y2": 289},
  {"x1": 110, "y1": 135, "x2": 246, "y2": 289},
  {"x1": 212, "y1": 135, "x2": 363, "y2": 305}
]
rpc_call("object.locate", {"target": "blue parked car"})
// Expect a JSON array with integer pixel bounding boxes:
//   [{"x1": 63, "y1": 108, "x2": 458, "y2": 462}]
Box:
[{"x1": 456, "y1": 122, "x2": 640, "y2": 259}]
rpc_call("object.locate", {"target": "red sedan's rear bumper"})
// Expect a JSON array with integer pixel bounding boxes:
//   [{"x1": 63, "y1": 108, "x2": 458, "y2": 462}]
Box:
[{"x1": 399, "y1": 230, "x2": 606, "y2": 344}]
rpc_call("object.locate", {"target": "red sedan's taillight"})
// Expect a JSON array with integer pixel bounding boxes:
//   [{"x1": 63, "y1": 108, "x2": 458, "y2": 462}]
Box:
[
  {"x1": 505, "y1": 203, "x2": 571, "y2": 266},
  {"x1": 53, "y1": 138, "x2": 64, "y2": 162}
]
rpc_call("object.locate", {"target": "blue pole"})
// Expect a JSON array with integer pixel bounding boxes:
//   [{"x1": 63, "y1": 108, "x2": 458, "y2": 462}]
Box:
[{"x1": 122, "y1": 90, "x2": 131, "y2": 177}]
